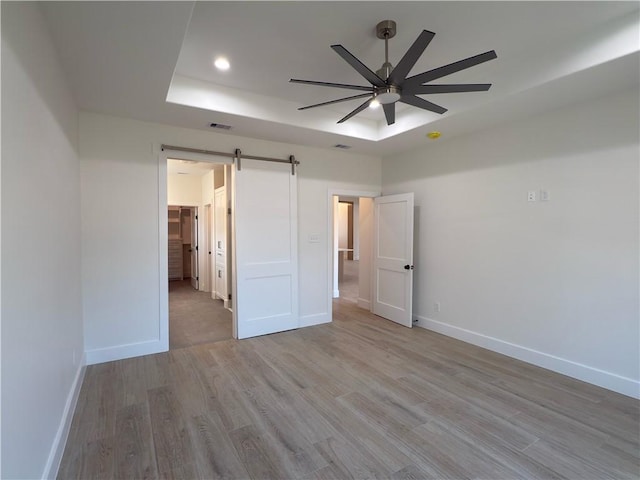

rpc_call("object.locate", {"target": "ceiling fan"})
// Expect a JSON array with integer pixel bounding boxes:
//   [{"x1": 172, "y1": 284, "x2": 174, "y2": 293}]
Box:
[{"x1": 290, "y1": 20, "x2": 497, "y2": 125}]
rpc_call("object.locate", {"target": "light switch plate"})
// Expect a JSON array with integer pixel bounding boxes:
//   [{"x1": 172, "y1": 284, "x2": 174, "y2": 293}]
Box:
[{"x1": 308, "y1": 233, "x2": 320, "y2": 243}]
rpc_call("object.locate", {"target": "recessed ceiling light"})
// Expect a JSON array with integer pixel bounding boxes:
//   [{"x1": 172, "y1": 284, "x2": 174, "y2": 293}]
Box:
[
  {"x1": 369, "y1": 98, "x2": 380, "y2": 109},
  {"x1": 427, "y1": 131, "x2": 442, "y2": 140},
  {"x1": 214, "y1": 57, "x2": 230, "y2": 71}
]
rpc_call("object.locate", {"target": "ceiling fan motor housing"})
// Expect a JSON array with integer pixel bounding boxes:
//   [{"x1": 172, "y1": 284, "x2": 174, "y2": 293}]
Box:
[{"x1": 376, "y1": 62, "x2": 394, "y2": 82}]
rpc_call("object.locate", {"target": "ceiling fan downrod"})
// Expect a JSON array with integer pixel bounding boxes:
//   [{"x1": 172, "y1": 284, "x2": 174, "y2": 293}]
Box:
[{"x1": 376, "y1": 20, "x2": 396, "y2": 81}]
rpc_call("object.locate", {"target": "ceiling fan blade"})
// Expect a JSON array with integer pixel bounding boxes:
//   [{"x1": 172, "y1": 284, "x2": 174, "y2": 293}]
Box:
[
  {"x1": 382, "y1": 103, "x2": 395, "y2": 125},
  {"x1": 298, "y1": 93, "x2": 373, "y2": 111},
  {"x1": 404, "y1": 50, "x2": 497, "y2": 87},
  {"x1": 400, "y1": 94, "x2": 447, "y2": 114},
  {"x1": 290, "y1": 79, "x2": 373, "y2": 92},
  {"x1": 331, "y1": 45, "x2": 386, "y2": 87},
  {"x1": 388, "y1": 30, "x2": 435, "y2": 86},
  {"x1": 406, "y1": 83, "x2": 492, "y2": 95},
  {"x1": 337, "y1": 97, "x2": 374, "y2": 123}
]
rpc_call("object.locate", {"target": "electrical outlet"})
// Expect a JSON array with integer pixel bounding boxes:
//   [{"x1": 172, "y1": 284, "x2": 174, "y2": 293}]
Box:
[
  {"x1": 434, "y1": 302, "x2": 441, "y2": 313},
  {"x1": 527, "y1": 191, "x2": 536, "y2": 202}
]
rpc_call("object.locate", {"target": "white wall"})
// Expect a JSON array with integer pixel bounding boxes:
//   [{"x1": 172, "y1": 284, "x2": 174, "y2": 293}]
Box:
[
  {"x1": 358, "y1": 198, "x2": 374, "y2": 309},
  {"x1": 1, "y1": 3, "x2": 84, "y2": 478},
  {"x1": 167, "y1": 173, "x2": 202, "y2": 206},
  {"x1": 337, "y1": 202, "x2": 350, "y2": 249},
  {"x1": 80, "y1": 112, "x2": 381, "y2": 362},
  {"x1": 382, "y1": 88, "x2": 640, "y2": 398},
  {"x1": 201, "y1": 170, "x2": 214, "y2": 207},
  {"x1": 353, "y1": 199, "x2": 359, "y2": 260}
]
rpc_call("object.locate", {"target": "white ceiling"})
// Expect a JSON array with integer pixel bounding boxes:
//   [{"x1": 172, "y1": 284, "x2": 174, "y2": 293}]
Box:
[
  {"x1": 41, "y1": 1, "x2": 639, "y2": 156},
  {"x1": 167, "y1": 158, "x2": 222, "y2": 176}
]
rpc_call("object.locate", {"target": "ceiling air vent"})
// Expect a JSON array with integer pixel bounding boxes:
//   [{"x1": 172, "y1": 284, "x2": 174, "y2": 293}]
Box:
[
  {"x1": 209, "y1": 122, "x2": 232, "y2": 130},
  {"x1": 333, "y1": 144, "x2": 352, "y2": 149}
]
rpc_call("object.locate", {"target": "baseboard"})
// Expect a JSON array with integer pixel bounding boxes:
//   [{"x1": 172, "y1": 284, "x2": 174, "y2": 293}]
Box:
[
  {"x1": 300, "y1": 312, "x2": 331, "y2": 328},
  {"x1": 415, "y1": 315, "x2": 640, "y2": 399},
  {"x1": 357, "y1": 298, "x2": 371, "y2": 310},
  {"x1": 42, "y1": 352, "x2": 86, "y2": 479},
  {"x1": 85, "y1": 338, "x2": 167, "y2": 365},
  {"x1": 333, "y1": 289, "x2": 340, "y2": 299}
]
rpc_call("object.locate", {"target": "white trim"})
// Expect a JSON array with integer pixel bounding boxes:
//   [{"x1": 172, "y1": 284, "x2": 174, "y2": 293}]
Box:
[
  {"x1": 357, "y1": 298, "x2": 371, "y2": 310},
  {"x1": 326, "y1": 188, "x2": 380, "y2": 323},
  {"x1": 85, "y1": 339, "x2": 165, "y2": 365},
  {"x1": 158, "y1": 152, "x2": 169, "y2": 354},
  {"x1": 415, "y1": 315, "x2": 640, "y2": 399},
  {"x1": 42, "y1": 353, "x2": 86, "y2": 480},
  {"x1": 300, "y1": 312, "x2": 331, "y2": 328}
]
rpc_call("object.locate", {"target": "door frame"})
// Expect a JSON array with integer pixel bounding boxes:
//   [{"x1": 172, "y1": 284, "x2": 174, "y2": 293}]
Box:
[
  {"x1": 326, "y1": 189, "x2": 380, "y2": 323},
  {"x1": 203, "y1": 203, "x2": 212, "y2": 293},
  {"x1": 158, "y1": 150, "x2": 233, "y2": 351}
]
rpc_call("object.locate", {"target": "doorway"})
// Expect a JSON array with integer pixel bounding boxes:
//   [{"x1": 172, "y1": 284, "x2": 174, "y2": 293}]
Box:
[
  {"x1": 329, "y1": 190, "x2": 415, "y2": 328},
  {"x1": 166, "y1": 158, "x2": 233, "y2": 349},
  {"x1": 329, "y1": 190, "x2": 379, "y2": 317}
]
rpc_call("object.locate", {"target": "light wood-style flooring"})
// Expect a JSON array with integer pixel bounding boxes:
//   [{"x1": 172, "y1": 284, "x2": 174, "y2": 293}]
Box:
[{"x1": 59, "y1": 299, "x2": 639, "y2": 479}]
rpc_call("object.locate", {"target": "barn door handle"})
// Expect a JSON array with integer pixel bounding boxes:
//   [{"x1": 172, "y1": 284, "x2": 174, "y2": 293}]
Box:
[{"x1": 404, "y1": 264, "x2": 414, "y2": 270}]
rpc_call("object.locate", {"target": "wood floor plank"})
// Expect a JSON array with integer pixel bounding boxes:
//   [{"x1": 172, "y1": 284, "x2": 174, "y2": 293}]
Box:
[
  {"x1": 313, "y1": 436, "x2": 394, "y2": 479},
  {"x1": 228, "y1": 424, "x2": 289, "y2": 480},
  {"x1": 298, "y1": 385, "x2": 414, "y2": 473},
  {"x1": 115, "y1": 403, "x2": 158, "y2": 480},
  {"x1": 188, "y1": 413, "x2": 251, "y2": 479},
  {"x1": 59, "y1": 299, "x2": 640, "y2": 479},
  {"x1": 239, "y1": 386, "x2": 329, "y2": 477},
  {"x1": 147, "y1": 386, "x2": 197, "y2": 479},
  {"x1": 64, "y1": 437, "x2": 115, "y2": 480}
]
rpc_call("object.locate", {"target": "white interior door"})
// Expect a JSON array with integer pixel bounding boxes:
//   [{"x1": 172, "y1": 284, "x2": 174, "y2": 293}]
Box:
[
  {"x1": 373, "y1": 193, "x2": 414, "y2": 327},
  {"x1": 190, "y1": 207, "x2": 199, "y2": 290},
  {"x1": 234, "y1": 158, "x2": 298, "y2": 339}
]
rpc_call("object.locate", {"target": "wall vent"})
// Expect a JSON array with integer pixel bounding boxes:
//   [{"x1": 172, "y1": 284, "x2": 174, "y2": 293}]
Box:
[
  {"x1": 209, "y1": 122, "x2": 232, "y2": 130},
  {"x1": 333, "y1": 144, "x2": 352, "y2": 149}
]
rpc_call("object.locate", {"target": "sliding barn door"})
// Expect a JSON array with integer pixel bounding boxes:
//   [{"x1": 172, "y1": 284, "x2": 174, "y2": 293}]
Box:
[
  {"x1": 234, "y1": 159, "x2": 298, "y2": 339},
  {"x1": 373, "y1": 193, "x2": 414, "y2": 327}
]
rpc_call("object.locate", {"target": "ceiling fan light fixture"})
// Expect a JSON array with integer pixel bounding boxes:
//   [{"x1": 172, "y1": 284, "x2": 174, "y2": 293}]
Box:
[
  {"x1": 376, "y1": 86, "x2": 401, "y2": 104},
  {"x1": 369, "y1": 98, "x2": 381, "y2": 109}
]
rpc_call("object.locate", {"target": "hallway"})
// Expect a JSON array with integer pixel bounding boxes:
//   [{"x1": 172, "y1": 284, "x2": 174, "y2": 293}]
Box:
[
  {"x1": 339, "y1": 259, "x2": 359, "y2": 303},
  {"x1": 169, "y1": 280, "x2": 232, "y2": 349}
]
